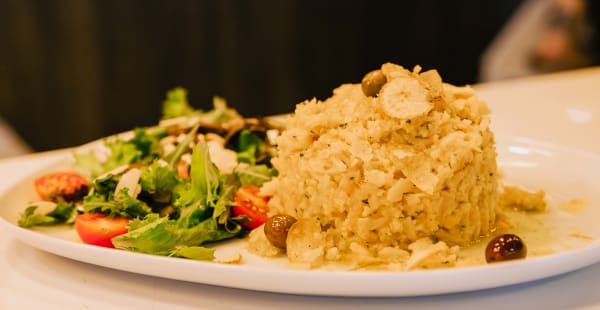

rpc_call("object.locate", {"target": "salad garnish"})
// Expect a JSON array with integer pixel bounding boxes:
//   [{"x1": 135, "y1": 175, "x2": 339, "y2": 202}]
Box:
[{"x1": 19, "y1": 87, "x2": 280, "y2": 261}]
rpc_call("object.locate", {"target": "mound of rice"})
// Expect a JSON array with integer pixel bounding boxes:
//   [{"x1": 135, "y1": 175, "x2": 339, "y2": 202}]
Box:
[{"x1": 258, "y1": 63, "x2": 500, "y2": 269}]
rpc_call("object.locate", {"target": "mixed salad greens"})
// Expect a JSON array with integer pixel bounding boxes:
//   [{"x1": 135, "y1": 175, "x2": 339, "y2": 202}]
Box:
[{"x1": 18, "y1": 87, "x2": 281, "y2": 261}]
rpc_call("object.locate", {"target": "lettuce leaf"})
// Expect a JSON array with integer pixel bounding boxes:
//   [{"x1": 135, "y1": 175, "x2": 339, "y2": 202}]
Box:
[
  {"x1": 111, "y1": 214, "x2": 236, "y2": 258},
  {"x1": 73, "y1": 151, "x2": 106, "y2": 181},
  {"x1": 18, "y1": 203, "x2": 77, "y2": 228},
  {"x1": 140, "y1": 162, "x2": 181, "y2": 204},
  {"x1": 171, "y1": 246, "x2": 215, "y2": 260},
  {"x1": 111, "y1": 143, "x2": 241, "y2": 256},
  {"x1": 103, "y1": 128, "x2": 163, "y2": 169},
  {"x1": 74, "y1": 128, "x2": 165, "y2": 179}
]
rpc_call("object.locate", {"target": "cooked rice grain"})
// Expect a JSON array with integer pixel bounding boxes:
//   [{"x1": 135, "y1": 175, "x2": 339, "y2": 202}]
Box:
[{"x1": 259, "y1": 63, "x2": 500, "y2": 269}]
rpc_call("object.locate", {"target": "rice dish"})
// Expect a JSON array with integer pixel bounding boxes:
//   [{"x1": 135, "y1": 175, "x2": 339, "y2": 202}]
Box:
[{"x1": 257, "y1": 63, "x2": 500, "y2": 269}]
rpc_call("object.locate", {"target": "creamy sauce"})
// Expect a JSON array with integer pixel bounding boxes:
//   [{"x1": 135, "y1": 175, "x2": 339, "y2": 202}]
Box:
[{"x1": 457, "y1": 198, "x2": 595, "y2": 267}]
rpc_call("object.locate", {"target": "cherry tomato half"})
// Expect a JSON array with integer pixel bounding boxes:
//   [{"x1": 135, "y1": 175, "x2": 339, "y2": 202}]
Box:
[
  {"x1": 74, "y1": 213, "x2": 129, "y2": 248},
  {"x1": 231, "y1": 185, "x2": 269, "y2": 230},
  {"x1": 34, "y1": 172, "x2": 89, "y2": 203}
]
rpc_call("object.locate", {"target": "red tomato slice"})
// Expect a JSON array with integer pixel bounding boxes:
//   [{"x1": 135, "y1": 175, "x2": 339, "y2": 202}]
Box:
[
  {"x1": 231, "y1": 185, "x2": 269, "y2": 230},
  {"x1": 74, "y1": 213, "x2": 129, "y2": 248},
  {"x1": 34, "y1": 172, "x2": 89, "y2": 202}
]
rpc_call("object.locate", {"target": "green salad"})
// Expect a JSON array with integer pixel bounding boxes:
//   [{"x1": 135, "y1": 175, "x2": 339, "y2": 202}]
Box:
[{"x1": 19, "y1": 87, "x2": 281, "y2": 261}]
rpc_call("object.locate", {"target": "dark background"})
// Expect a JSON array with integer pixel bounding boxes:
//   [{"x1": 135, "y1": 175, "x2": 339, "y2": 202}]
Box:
[{"x1": 0, "y1": 0, "x2": 524, "y2": 151}]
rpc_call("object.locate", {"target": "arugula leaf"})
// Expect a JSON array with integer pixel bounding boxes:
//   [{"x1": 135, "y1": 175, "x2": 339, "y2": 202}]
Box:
[
  {"x1": 173, "y1": 142, "x2": 220, "y2": 228},
  {"x1": 176, "y1": 200, "x2": 210, "y2": 229},
  {"x1": 90, "y1": 173, "x2": 118, "y2": 198},
  {"x1": 234, "y1": 164, "x2": 277, "y2": 186},
  {"x1": 212, "y1": 181, "x2": 235, "y2": 221},
  {"x1": 113, "y1": 188, "x2": 153, "y2": 218},
  {"x1": 163, "y1": 124, "x2": 199, "y2": 168},
  {"x1": 47, "y1": 203, "x2": 78, "y2": 223},
  {"x1": 236, "y1": 130, "x2": 264, "y2": 165},
  {"x1": 18, "y1": 207, "x2": 55, "y2": 227},
  {"x1": 84, "y1": 181, "x2": 151, "y2": 219},
  {"x1": 191, "y1": 142, "x2": 220, "y2": 206},
  {"x1": 82, "y1": 173, "x2": 118, "y2": 212},
  {"x1": 18, "y1": 204, "x2": 77, "y2": 228},
  {"x1": 83, "y1": 190, "x2": 151, "y2": 219},
  {"x1": 129, "y1": 128, "x2": 165, "y2": 159},
  {"x1": 162, "y1": 87, "x2": 196, "y2": 119},
  {"x1": 170, "y1": 142, "x2": 220, "y2": 211}
]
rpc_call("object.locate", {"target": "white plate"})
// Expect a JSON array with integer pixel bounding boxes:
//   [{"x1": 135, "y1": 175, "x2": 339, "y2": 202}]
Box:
[{"x1": 0, "y1": 134, "x2": 599, "y2": 297}]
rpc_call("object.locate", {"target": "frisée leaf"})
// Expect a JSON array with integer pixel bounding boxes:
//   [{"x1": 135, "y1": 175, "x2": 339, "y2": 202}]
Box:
[
  {"x1": 140, "y1": 162, "x2": 181, "y2": 204},
  {"x1": 83, "y1": 181, "x2": 152, "y2": 219}
]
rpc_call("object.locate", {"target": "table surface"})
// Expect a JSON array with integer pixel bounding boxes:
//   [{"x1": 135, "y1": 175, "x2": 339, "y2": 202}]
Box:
[{"x1": 1, "y1": 68, "x2": 599, "y2": 310}]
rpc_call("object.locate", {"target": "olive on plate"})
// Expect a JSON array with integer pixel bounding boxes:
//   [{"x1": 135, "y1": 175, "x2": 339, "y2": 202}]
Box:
[
  {"x1": 264, "y1": 214, "x2": 297, "y2": 249},
  {"x1": 485, "y1": 233, "x2": 527, "y2": 263}
]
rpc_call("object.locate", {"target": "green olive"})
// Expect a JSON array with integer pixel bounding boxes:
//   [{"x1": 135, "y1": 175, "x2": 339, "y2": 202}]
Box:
[
  {"x1": 264, "y1": 214, "x2": 297, "y2": 249},
  {"x1": 361, "y1": 69, "x2": 387, "y2": 97},
  {"x1": 485, "y1": 234, "x2": 527, "y2": 263}
]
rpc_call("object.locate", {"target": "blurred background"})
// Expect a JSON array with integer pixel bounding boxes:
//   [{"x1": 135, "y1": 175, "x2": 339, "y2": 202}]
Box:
[{"x1": 0, "y1": 0, "x2": 598, "y2": 155}]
